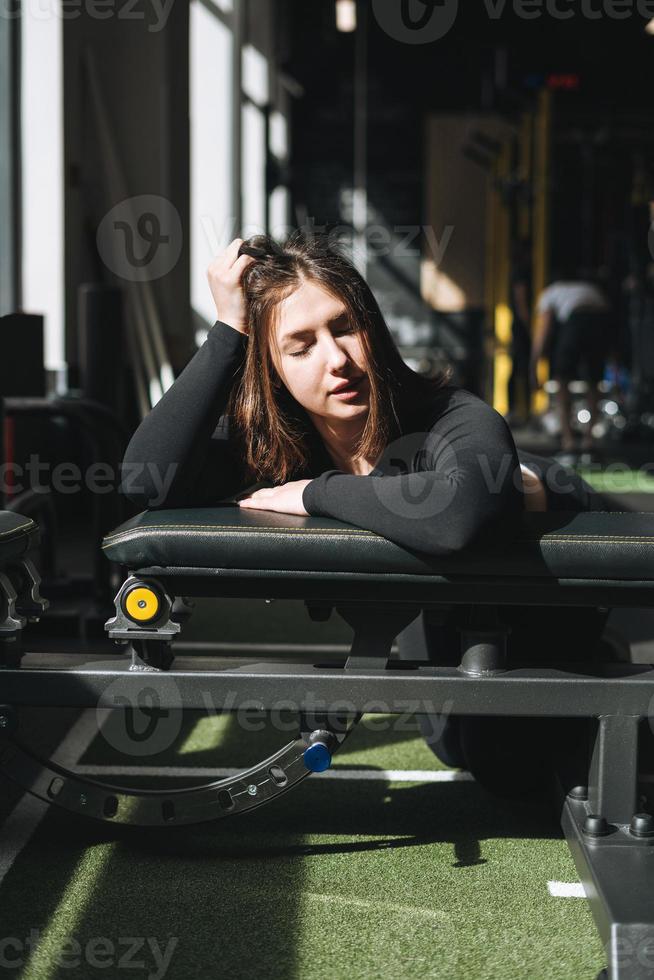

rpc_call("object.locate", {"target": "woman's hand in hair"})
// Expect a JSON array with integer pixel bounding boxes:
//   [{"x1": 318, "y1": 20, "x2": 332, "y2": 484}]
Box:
[
  {"x1": 206, "y1": 238, "x2": 257, "y2": 334},
  {"x1": 236, "y1": 479, "x2": 313, "y2": 517}
]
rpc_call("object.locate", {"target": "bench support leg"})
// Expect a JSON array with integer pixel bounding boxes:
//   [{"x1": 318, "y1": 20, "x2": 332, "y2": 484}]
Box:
[
  {"x1": 588, "y1": 715, "x2": 640, "y2": 826},
  {"x1": 563, "y1": 795, "x2": 654, "y2": 980},
  {"x1": 562, "y1": 715, "x2": 654, "y2": 980},
  {"x1": 336, "y1": 604, "x2": 421, "y2": 670}
]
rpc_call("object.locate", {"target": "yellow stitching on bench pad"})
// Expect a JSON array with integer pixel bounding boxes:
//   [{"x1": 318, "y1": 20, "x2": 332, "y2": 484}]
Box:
[{"x1": 0, "y1": 520, "x2": 36, "y2": 538}]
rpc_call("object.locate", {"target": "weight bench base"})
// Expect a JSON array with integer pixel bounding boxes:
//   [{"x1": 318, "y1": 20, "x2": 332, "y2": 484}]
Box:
[{"x1": 563, "y1": 795, "x2": 654, "y2": 980}]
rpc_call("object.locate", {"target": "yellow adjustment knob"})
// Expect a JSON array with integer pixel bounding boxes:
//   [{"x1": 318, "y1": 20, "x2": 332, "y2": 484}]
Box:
[{"x1": 124, "y1": 586, "x2": 160, "y2": 623}]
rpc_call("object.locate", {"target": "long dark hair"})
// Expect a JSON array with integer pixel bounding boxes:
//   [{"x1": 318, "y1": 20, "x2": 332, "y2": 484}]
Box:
[{"x1": 226, "y1": 231, "x2": 451, "y2": 484}]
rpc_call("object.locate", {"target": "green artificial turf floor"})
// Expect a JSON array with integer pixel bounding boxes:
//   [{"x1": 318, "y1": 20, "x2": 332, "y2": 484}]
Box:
[{"x1": 0, "y1": 701, "x2": 606, "y2": 980}]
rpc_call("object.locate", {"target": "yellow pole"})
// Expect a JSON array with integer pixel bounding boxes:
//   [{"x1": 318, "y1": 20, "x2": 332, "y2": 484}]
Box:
[
  {"x1": 484, "y1": 158, "x2": 497, "y2": 406},
  {"x1": 492, "y1": 140, "x2": 512, "y2": 416},
  {"x1": 532, "y1": 89, "x2": 552, "y2": 415},
  {"x1": 519, "y1": 111, "x2": 532, "y2": 241}
]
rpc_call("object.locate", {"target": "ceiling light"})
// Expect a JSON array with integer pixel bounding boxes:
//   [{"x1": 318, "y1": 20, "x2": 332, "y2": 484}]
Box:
[{"x1": 336, "y1": 0, "x2": 356, "y2": 32}]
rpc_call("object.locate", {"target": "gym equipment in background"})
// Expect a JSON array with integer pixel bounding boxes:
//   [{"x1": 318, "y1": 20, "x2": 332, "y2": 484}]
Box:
[{"x1": 1, "y1": 288, "x2": 132, "y2": 640}]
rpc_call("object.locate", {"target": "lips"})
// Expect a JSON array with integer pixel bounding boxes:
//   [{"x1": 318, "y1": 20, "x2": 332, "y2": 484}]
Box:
[{"x1": 330, "y1": 377, "x2": 363, "y2": 394}]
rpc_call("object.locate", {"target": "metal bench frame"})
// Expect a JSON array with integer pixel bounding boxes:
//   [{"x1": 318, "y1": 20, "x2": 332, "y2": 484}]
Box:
[{"x1": 2, "y1": 516, "x2": 654, "y2": 979}]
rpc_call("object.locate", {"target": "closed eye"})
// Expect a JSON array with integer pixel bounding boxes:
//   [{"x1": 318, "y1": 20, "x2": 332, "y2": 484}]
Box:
[{"x1": 289, "y1": 325, "x2": 356, "y2": 357}]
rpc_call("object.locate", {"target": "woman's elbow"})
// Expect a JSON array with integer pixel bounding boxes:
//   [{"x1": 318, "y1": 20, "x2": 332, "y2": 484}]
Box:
[
  {"x1": 422, "y1": 503, "x2": 519, "y2": 558},
  {"x1": 412, "y1": 515, "x2": 478, "y2": 559},
  {"x1": 431, "y1": 521, "x2": 480, "y2": 557}
]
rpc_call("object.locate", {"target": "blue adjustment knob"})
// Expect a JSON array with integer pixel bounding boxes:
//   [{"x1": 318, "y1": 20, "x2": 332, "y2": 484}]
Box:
[{"x1": 303, "y1": 741, "x2": 333, "y2": 773}]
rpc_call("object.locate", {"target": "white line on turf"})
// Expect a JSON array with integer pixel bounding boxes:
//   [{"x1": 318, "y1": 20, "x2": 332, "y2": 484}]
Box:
[
  {"x1": 548, "y1": 881, "x2": 587, "y2": 898},
  {"x1": 0, "y1": 709, "x2": 105, "y2": 887},
  {"x1": 71, "y1": 765, "x2": 474, "y2": 782},
  {"x1": 304, "y1": 891, "x2": 451, "y2": 920}
]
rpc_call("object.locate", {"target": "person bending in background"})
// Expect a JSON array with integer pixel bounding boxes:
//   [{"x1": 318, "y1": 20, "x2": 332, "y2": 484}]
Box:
[{"x1": 530, "y1": 274, "x2": 611, "y2": 454}]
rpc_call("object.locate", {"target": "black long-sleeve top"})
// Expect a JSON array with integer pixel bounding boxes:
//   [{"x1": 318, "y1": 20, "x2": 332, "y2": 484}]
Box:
[{"x1": 120, "y1": 320, "x2": 602, "y2": 559}]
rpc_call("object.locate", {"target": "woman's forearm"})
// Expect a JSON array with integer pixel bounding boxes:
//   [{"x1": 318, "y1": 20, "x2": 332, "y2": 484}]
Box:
[{"x1": 302, "y1": 389, "x2": 524, "y2": 558}]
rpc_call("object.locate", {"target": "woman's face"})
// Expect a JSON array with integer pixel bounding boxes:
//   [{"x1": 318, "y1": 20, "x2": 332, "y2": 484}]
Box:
[{"x1": 270, "y1": 279, "x2": 370, "y2": 424}]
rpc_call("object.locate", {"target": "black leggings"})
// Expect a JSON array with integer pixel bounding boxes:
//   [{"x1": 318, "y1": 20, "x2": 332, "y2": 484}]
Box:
[
  {"x1": 396, "y1": 606, "x2": 608, "y2": 791},
  {"x1": 396, "y1": 471, "x2": 620, "y2": 666},
  {"x1": 396, "y1": 605, "x2": 611, "y2": 669}
]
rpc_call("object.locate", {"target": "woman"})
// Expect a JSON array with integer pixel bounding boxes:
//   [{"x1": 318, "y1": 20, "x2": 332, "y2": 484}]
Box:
[
  {"x1": 123, "y1": 233, "x2": 604, "y2": 539},
  {"x1": 122, "y1": 233, "x2": 612, "y2": 788}
]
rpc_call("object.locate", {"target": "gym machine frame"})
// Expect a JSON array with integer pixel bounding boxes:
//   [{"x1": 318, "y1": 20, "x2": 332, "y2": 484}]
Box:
[{"x1": 1, "y1": 507, "x2": 654, "y2": 980}]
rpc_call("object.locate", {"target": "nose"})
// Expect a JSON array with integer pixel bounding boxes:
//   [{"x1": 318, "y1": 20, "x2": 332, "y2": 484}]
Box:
[{"x1": 324, "y1": 333, "x2": 351, "y2": 372}]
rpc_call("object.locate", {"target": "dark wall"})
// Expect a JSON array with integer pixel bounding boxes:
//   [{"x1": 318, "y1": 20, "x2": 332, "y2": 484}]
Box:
[
  {"x1": 63, "y1": 0, "x2": 190, "y2": 375},
  {"x1": 288, "y1": 2, "x2": 432, "y2": 350},
  {"x1": 286, "y1": 0, "x2": 654, "y2": 382}
]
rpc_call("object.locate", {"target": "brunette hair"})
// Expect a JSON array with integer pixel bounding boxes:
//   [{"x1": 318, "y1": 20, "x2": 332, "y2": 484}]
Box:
[{"x1": 225, "y1": 231, "x2": 451, "y2": 484}]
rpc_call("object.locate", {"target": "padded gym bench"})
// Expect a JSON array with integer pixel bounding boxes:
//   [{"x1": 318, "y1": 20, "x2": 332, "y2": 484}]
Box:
[
  {"x1": 2, "y1": 505, "x2": 654, "y2": 979},
  {"x1": 0, "y1": 512, "x2": 48, "y2": 642}
]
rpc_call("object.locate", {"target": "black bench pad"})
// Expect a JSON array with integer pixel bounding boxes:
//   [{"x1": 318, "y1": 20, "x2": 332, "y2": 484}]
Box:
[
  {"x1": 101, "y1": 508, "x2": 654, "y2": 582},
  {"x1": 0, "y1": 512, "x2": 40, "y2": 566}
]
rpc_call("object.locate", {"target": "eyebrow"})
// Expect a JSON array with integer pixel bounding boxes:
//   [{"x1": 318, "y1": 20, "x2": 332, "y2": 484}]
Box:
[{"x1": 280, "y1": 312, "x2": 349, "y2": 348}]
